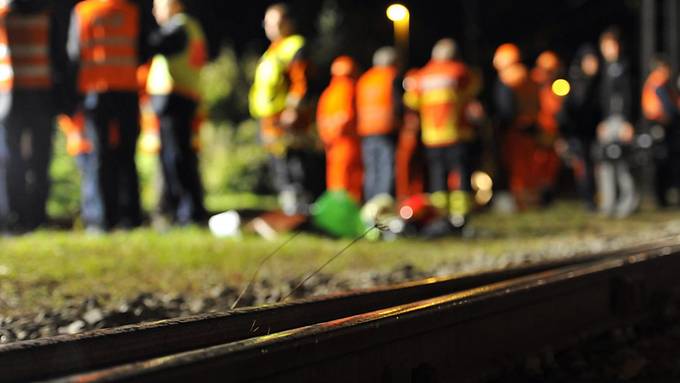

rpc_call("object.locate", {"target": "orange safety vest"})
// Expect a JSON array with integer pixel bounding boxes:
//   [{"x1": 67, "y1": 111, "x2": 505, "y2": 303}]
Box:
[
  {"x1": 356, "y1": 66, "x2": 397, "y2": 136},
  {"x1": 317, "y1": 75, "x2": 362, "y2": 202},
  {"x1": 75, "y1": 0, "x2": 139, "y2": 93},
  {"x1": 642, "y1": 68, "x2": 677, "y2": 123},
  {"x1": 316, "y1": 75, "x2": 356, "y2": 146},
  {"x1": 0, "y1": 6, "x2": 51, "y2": 90},
  {"x1": 410, "y1": 60, "x2": 477, "y2": 147}
]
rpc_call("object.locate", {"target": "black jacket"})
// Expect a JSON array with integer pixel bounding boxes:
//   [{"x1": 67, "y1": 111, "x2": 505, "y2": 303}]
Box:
[
  {"x1": 599, "y1": 59, "x2": 633, "y2": 121},
  {"x1": 558, "y1": 45, "x2": 601, "y2": 140}
]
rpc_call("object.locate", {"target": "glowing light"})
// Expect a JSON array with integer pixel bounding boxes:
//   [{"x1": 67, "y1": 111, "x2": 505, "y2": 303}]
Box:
[
  {"x1": 471, "y1": 171, "x2": 493, "y2": 191},
  {"x1": 399, "y1": 206, "x2": 414, "y2": 220},
  {"x1": 552, "y1": 79, "x2": 571, "y2": 97},
  {"x1": 386, "y1": 4, "x2": 409, "y2": 22},
  {"x1": 475, "y1": 190, "x2": 494, "y2": 206}
]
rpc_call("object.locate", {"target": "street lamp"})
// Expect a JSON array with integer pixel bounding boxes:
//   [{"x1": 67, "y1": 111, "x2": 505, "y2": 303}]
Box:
[{"x1": 386, "y1": 3, "x2": 410, "y2": 64}]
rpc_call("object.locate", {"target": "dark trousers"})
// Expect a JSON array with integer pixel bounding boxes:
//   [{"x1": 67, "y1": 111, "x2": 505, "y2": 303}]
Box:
[
  {"x1": 425, "y1": 144, "x2": 471, "y2": 193},
  {"x1": 361, "y1": 135, "x2": 395, "y2": 201},
  {"x1": 0, "y1": 90, "x2": 54, "y2": 230},
  {"x1": 270, "y1": 149, "x2": 307, "y2": 194},
  {"x1": 83, "y1": 91, "x2": 141, "y2": 230},
  {"x1": 153, "y1": 94, "x2": 205, "y2": 224},
  {"x1": 655, "y1": 134, "x2": 680, "y2": 207},
  {"x1": 567, "y1": 137, "x2": 596, "y2": 209}
]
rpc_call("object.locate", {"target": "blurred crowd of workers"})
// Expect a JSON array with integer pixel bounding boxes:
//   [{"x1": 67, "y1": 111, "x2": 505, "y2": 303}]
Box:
[{"x1": 0, "y1": 1, "x2": 679, "y2": 237}]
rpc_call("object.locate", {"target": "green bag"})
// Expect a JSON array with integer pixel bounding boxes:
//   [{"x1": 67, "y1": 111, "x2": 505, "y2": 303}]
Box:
[{"x1": 311, "y1": 191, "x2": 367, "y2": 238}]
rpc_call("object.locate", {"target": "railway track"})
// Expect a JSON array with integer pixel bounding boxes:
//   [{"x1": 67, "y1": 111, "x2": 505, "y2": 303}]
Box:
[{"x1": 3, "y1": 237, "x2": 680, "y2": 382}]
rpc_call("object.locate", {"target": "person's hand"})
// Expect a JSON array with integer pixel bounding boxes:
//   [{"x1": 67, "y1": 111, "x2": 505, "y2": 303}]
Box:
[
  {"x1": 280, "y1": 107, "x2": 299, "y2": 130},
  {"x1": 619, "y1": 121, "x2": 634, "y2": 143},
  {"x1": 554, "y1": 138, "x2": 568, "y2": 156},
  {"x1": 597, "y1": 121, "x2": 607, "y2": 140}
]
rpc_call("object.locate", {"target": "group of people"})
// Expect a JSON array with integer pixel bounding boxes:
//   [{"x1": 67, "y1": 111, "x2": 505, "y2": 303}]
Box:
[
  {"x1": 256, "y1": 3, "x2": 677, "y2": 236},
  {"x1": 0, "y1": 0, "x2": 207, "y2": 234},
  {"x1": 1, "y1": 1, "x2": 679, "y2": 236}
]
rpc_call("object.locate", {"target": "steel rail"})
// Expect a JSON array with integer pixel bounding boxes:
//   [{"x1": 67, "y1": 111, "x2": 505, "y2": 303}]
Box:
[{"x1": 50, "y1": 240, "x2": 680, "y2": 383}]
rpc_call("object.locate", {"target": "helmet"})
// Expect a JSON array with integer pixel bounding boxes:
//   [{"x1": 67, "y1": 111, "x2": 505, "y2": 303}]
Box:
[
  {"x1": 493, "y1": 43, "x2": 521, "y2": 72},
  {"x1": 331, "y1": 55, "x2": 356, "y2": 77},
  {"x1": 536, "y1": 51, "x2": 561, "y2": 73}
]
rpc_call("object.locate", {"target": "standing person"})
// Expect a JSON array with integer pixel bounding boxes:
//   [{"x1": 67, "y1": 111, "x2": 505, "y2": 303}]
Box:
[
  {"x1": 641, "y1": 56, "x2": 680, "y2": 207},
  {"x1": 249, "y1": 3, "x2": 312, "y2": 216},
  {"x1": 356, "y1": 46, "x2": 399, "y2": 202},
  {"x1": 147, "y1": 0, "x2": 207, "y2": 225},
  {"x1": 396, "y1": 69, "x2": 425, "y2": 202},
  {"x1": 67, "y1": 0, "x2": 146, "y2": 231},
  {"x1": 492, "y1": 43, "x2": 541, "y2": 210},
  {"x1": 532, "y1": 51, "x2": 564, "y2": 204},
  {"x1": 0, "y1": 1, "x2": 56, "y2": 233},
  {"x1": 57, "y1": 112, "x2": 101, "y2": 228},
  {"x1": 557, "y1": 45, "x2": 601, "y2": 211},
  {"x1": 595, "y1": 27, "x2": 637, "y2": 218},
  {"x1": 404, "y1": 39, "x2": 480, "y2": 236},
  {"x1": 316, "y1": 56, "x2": 363, "y2": 203}
]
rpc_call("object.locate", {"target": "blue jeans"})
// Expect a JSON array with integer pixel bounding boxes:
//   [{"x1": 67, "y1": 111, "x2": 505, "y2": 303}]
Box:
[{"x1": 362, "y1": 135, "x2": 395, "y2": 201}]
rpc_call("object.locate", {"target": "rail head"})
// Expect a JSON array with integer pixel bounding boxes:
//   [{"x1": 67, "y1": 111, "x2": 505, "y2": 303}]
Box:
[{"x1": 49, "y1": 244, "x2": 680, "y2": 383}]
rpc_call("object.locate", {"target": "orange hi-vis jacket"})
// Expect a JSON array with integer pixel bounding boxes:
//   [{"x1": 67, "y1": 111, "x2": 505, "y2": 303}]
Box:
[
  {"x1": 642, "y1": 67, "x2": 678, "y2": 124},
  {"x1": 356, "y1": 66, "x2": 398, "y2": 137},
  {"x1": 404, "y1": 60, "x2": 478, "y2": 148},
  {"x1": 0, "y1": 6, "x2": 51, "y2": 90},
  {"x1": 73, "y1": 0, "x2": 139, "y2": 93},
  {"x1": 317, "y1": 76, "x2": 357, "y2": 145},
  {"x1": 317, "y1": 75, "x2": 363, "y2": 202}
]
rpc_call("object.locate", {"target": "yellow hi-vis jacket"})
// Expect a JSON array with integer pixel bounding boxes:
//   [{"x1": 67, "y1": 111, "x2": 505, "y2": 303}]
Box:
[
  {"x1": 147, "y1": 13, "x2": 207, "y2": 100},
  {"x1": 249, "y1": 34, "x2": 305, "y2": 119}
]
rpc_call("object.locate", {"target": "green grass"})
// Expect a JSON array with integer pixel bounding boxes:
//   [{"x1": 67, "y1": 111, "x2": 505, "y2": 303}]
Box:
[{"x1": 2, "y1": 202, "x2": 680, "y2": 317}]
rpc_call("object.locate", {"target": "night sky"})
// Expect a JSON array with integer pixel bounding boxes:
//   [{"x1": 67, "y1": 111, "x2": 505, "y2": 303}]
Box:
[
  {"x1": 185, "y1": 0, "x2": 640, "y2": 65},
  {"x1": 55, "y1": 1, "x2": 641, "y2": 69},
  {"x1": 52, "y1": 0, "x2": 644, "y2": 101}
]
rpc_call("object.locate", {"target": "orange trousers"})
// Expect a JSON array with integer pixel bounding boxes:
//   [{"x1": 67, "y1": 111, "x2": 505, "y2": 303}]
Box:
[
  {"x1": 326, "y1": 136, "x2": 363, "y2": 203},
  {"x1": 395, "y1": 129, "x2": 424, "y2": 201},
  {"x1": 503, "y1": 130, "x2": 540, "y2": 208}
]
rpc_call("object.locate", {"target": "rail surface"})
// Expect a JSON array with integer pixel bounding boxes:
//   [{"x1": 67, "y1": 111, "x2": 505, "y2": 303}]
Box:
[{"x1": 3, "y1": 237, "x2": 680, "y2": 382}]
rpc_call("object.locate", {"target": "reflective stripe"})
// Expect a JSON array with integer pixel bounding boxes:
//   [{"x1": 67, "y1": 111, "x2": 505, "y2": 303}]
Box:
[
  {"x1": 92, "y1": 13, "x2": 124, "y2": 27},
  {"x1": 419, "y1": 75, "x2": 458, "y2": 91},
  {"x1": 13, "y1": 65, "x2": 49, "y2": 77},
  {"x1": 4, "y1": 16, "x2": 49, "y2": 28},
  {"x1": 0, "y1": 64, "x2": 12, "y2": 81},
  {"x1": 82, "y1": 56, "x2": 137, "y2": 68},
  {"x1": 82, "y1": 36, "x2": 136, "y2": 49},
  {"x1": 8, "y1": 44, "x2": 48, "y2": 57}
]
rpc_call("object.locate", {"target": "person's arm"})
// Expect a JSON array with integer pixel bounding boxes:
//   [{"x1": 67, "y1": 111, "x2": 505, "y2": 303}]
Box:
[
  {"x1": 286, "y1": 48, "x2": 309, "y2": 109},
  {"x1": 148, "y1": 19, "x2": 188, "y2": 58},
  {"x1": 620, "y1": 65, "x2": 634, "y2": 122},
  {"x1": 66, "y1": 8, "x2": 81, "y2": 64},
  {"x1": 494, "y1": 80, "x2": 516, "y2": 126},
  {"x1": 655, "y1": 86, "x2": 679, "y2": 122}
]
